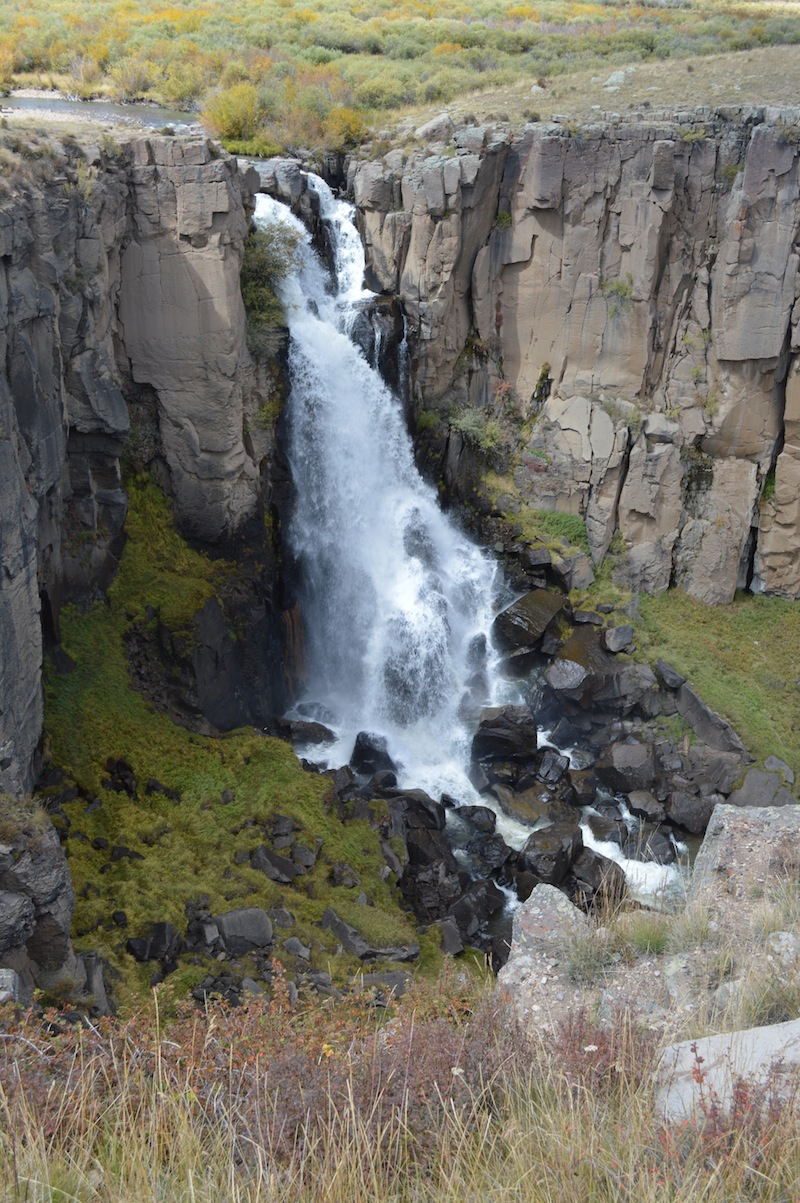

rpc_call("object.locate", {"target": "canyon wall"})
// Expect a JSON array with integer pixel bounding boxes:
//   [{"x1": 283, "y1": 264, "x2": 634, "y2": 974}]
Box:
[
  {"x1": 0, "y1": 136, "x2": 265, "y2": 798},
  {"x1": 350, "y1": 106, "x2": 800, "y2": 604}
]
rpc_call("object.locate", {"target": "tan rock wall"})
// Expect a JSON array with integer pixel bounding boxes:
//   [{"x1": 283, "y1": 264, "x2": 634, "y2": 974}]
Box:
[
  {"x1": 351, "y1": 109, "x2": 800, "y2": 602},
  {"x1": 0, "y1": 137, "x2": 259, "y2": 794}
]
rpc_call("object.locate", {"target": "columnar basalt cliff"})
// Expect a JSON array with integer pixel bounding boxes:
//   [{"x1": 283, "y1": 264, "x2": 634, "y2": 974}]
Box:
[
  {"x1": 349, "y1": 106, "x2": 800, "y2": 605},
  {"x1": 0, "y1": 137, "x2": 270, "y2": 799}
]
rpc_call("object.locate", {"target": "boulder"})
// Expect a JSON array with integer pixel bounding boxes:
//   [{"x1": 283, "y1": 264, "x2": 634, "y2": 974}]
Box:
[
  {"x1": 655, "y1": 659, "x2": 686, "y2": 690},
  {"x1": 493, "y1": 589, "x2": 567, "y2": 651},
  {"x1": 127, "y1": 921, "x2": 184, "y2": 964},
  {"x1": 656, "y1": 1019, "x2": 800, "y2": 1121},
  {"x1": 446, "y1": 879, "x2": 506, "y2": 940},
  {"x1": 350, "y1": 731, "x2": 398, "y2": 776},
  {"x1": 471, "y1": 705, "x2": 538, "y2": 763},
  {"x1": 569, "y1": 848, "x2": 628, "y2": 900},
  {"x1": 667, "y1": 790, "x2": 715, "y2": 835},
  {"x1": 727, "y1": 768, "x2": 796, "y2": 808},
  {"x1": 466, "y1": 832, "x2": 514, "y2": 873},
  {"x1": 595, "y1": 741, "x2": 656, "y2": 793},
  {"x1": 675, "y1": 685, "x2": 748, "y2": 755},
  {"x1": 251, "y1": 845, "x2": 298, "y2": 883},
  {"x1": 321, "y1": 908, "x2": 419, "y2": 962},
  {"x1": 518, "y1": 822, "x2": 583, "y2": 885},
  {"x1": 386, "y1": 788, "x2": 445, "y2": 830},
  {"x1": 457, "y1": 805, "x2": 497, "y2": 833},
  {"x1": 601, "y1": 624, "x2": 634, "y2": 653},
  {"x1": 213, "y1": 908, "x2": 273, "y2": 956},
  {"x1": 622, "y1": 826, "x2": 676, "y2": 865},
  {"x1": 626, "y1": 789, "x2": 666, "y2": 823}
]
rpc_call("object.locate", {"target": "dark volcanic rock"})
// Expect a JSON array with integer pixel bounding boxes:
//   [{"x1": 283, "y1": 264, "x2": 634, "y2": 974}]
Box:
[
  {"x1": 471, "y1": 705, "x2": 538, "y2": 763},
  {"x1": 276, "y1": 718, "x2": 336, "y2": 746},
  {"x1": 466, "y1": 832, "x2": 513, "y2": 873},
  {"x1": 405, "y1": 827, "x2": 458, "y2": 870},
  {"x1": 492, "y1": 781, "x2": 577, "y2": 826},
  {"x1": 675, "y1": 685, "x2": 748, "y2": 755},
  {"x1": 727, "y1": 768, "x2": 796, "y2": 808},
  {"x1": 493, "y1": 589, "x2": 567, "y2": 651},
  {"x1": 251, "y1": 845, "x2": 298, "y2": 883},
  {"x1": 321, "y1": 908, "x2": 419, "y2": 962},
  {"x1": 127, "y1": 921, "x2": 184, "y2": 963},
  {"x1": 350, "y1": 731, "x2": 398, "y2": 776},
  {"x1": 386, "y1": 788, "x2": 445, "y2": 830},
  {"x1": 569, "y1": 848, "x2": 627, "y2": 899},
  {"x1": 585, "y1": 814, "x2": 627, "y2": 846},
  {"x1": 595, "y1": 741, "x2": 656, "y2": 793},
  {"x1": 623, "y1": 826, "x2": 676, "y2": 865},
  {"x1": 668, "y1": 790, "x2": 716, "y2": 834},
  {"x1": 626, "y1": 789, "x2": 666, "y2": 823},
  {"x1": 457, "y1": 805, "x2": 497, "y2": 833},
  {"x1": 655, "y1": 659, "x2": 686, "y2": 690},
  {"x1": 213, "y1": 908, "x2": 273, "y2": 956},
  {"x1": 446, "y1": 879, "x2": 506, "y2": 939},
  {"x1": 518, "y1": 822, "x2": 583, "y2": 885},
  {"x1": 602, "y1": 624, "x2": 634, "y2": 653}
]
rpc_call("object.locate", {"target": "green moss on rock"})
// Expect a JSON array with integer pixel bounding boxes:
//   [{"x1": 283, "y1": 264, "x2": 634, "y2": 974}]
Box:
[{"x1": 45, "y1": 477, "x2": 426, "y2": 1005}]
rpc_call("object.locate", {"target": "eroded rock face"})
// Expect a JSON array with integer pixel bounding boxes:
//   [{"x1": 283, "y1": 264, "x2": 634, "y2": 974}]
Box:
[
  {"x1": 0, "y1": 136, "x2": 263, "y2": 796},
  {"x1": 0, "y1": 810, "x2": 95, "y2": 1006},
  {"x1": 119, "y1": 140, "x2": 259, "y2": 544},
  {"x1": 350, "y1": 108, "x2": 800, "y2": 604}
]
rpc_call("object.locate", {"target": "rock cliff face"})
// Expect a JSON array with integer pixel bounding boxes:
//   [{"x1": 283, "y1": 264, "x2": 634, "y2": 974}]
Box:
[
  {"x1": 349, "y1": 107, "x2": 800, "y2": 604},
  {"x1": 0, "y1": 136, "x2": 265, "y2": 797}
]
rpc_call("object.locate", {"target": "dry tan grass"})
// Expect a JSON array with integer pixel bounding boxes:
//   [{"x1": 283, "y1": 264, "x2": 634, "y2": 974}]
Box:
[{"x1": 395, "y1": 43, "x2": 800, "y2": 131}]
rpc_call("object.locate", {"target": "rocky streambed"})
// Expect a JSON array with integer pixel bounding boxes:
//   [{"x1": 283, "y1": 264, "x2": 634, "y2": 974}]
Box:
[{"x1": 289, "y1": 571, "x2": 762, "y2": 970}]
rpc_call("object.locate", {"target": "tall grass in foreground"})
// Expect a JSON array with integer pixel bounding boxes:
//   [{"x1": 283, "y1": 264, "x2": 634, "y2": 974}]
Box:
[{"x1": 2, "y1": 971, "x2": 800, "y2": 1202}]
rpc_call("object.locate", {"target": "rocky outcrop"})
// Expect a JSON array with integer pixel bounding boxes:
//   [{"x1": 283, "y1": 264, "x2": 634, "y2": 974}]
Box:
[
  {"x1": 349, "y1": 107, "x2": 800, "y2": 603},
  {"x1": 0, "y1": 798, "x2": 102, "y2": 1008},
  {"x1": 0, "y1": 135, "x2": 269, "y2": 797},
  {"x1": 119, "y1": 140, "x2": 260, "y2": 543}
]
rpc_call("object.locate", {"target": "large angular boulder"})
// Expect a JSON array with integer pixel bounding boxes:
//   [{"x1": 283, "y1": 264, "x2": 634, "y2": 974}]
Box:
[
  {"x1": 493, "y1": 589, "x2": 567, "y2": 651},
  {"x1": 471, "y1": 705, "x2": 538, "y2": 763},
  {"x1": 213, "y1": 908, "x2": 273, "y2": 957},
  {"x1": 518, "y1": 822, "x2": 583, "y2": 885},
  {"x1": 595, "y1": 741, "x2": 656, "y2": 793}
]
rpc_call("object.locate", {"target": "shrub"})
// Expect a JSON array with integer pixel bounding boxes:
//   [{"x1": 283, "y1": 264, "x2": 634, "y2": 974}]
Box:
[
  {"x1": 108, "y1": 56, "x2": 155, "y2": 102},
  {"x1": 202, "y1": 82, "x2": 265, "y2": 141},
  {"x1": 324, "y1": 105, "x2": 369, "y2": 149},
  {"x1": 601, "y1": 272, "x2": 634, "y2": 318},
  {"x1": 451, "y1": 408, "x2": 504, "y2": 452},
  {"x1": 241, "y1": 223, "x2": 300, "y2": 337},
  {"x1": 762, "y1": 468, "x2": 776, "y2": 502},
  {"x1": 531, "y1": 507, "x2": 589, "y2": 552}
]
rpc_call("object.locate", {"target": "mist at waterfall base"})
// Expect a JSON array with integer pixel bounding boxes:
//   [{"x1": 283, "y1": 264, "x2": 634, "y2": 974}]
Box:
[{"x1": 254, "y1": 182, "x2": 681, "y2": 907}]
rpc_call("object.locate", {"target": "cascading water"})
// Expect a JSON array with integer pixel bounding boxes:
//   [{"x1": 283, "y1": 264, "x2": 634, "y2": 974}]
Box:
[
  {"x1": 255, "y1": 179, "x2": 508, "y2": 808},
  {"x1": 255, "y1": 178, "x2": 683, "y2": 906}
]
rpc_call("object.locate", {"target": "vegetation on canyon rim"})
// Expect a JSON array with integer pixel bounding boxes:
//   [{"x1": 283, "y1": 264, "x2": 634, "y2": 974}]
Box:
[
  {"x1": 4, "y1": 952, "x2": 800, "y2": 1200},
  {"x1": 5, "y1": 0, "x2": 800, "y2": 151}
]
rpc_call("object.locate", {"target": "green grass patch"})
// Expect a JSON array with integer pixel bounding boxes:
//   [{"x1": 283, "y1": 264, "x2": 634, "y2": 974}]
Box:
[
  {"x1": 45, "y1": 477, "x2": 431, "y2": 1005},
  {"x1": 480, "y1": 471, "x2": 589, "y2": 555},
  {"x1": 637, "y1": 589, "x2": 800, "y2": 775}
]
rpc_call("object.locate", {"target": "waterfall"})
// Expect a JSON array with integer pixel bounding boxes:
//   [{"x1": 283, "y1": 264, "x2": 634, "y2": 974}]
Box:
[
  {"x1": 254, "y1": 179, "x2": 684, "y2": 908},
  {"x1": 255, "y1": 179, "x2": 506, "y2": 805}
]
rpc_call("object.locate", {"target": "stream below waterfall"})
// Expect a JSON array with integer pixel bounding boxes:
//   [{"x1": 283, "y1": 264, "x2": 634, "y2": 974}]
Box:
[{"x1": 254, "y1": 178, "x2": 684, "y2": 924}]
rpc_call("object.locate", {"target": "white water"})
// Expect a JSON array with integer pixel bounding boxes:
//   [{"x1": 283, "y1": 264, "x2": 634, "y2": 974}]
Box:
[
  {"x1": 254, "y1": 179, "x2": 683, "y2": 907},
  {"x1": 255, "y1": 181, "x2": 508, "y2": 807}
]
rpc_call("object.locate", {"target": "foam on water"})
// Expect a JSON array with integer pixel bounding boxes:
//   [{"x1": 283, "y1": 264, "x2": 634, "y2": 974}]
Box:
[{"x1": 256, "y1": 182, "x2": 505, "y2": 806}]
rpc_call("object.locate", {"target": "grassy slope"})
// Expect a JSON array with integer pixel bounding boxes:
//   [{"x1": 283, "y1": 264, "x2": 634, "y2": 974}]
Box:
[
  {"x1": 637, "y1": 589, "x2": 800, "y2": 777},
  {"x1": 45, "y1": 478, "x2": 435, "y2": 1005}
]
